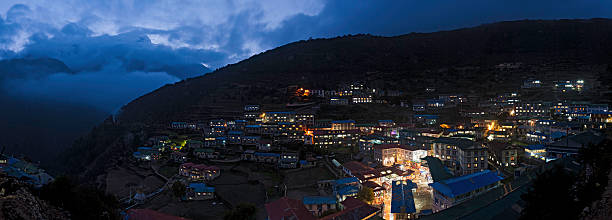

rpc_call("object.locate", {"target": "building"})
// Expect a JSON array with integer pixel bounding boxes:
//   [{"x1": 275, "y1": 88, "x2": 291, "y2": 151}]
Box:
[
  {"x1": 132, "y1": 147, "x2": 160, "y2": 161},
  {"x1": 331, "y1": 120, "x2": 356, "y2": 130},
  {"x1": 302, "y1": 196, "x2": 338, "y2": 217},
  {"x1": 429, "y1": 170, "x2": 503, "y2": 212},
  {"x1": 310, "y1": 129, "x2": 360, "y2": 148},
  {"x1": 546, "y1": 131, "x2": 606, "y2": 157},
  {"x1": 514, "y1": 101, "x2": 551, "y2": 117},
  {"x1": 170, "y1": 122, "x2": 188, "y2": 129},
  {"x1": 523, "y1": 144, "x2": 546, "y2": 160},
  {"x1": 279, "y1": 151, "x2": 299, "y2": 168},
  {"x1": 263, "y1": 111, "x2": 296, "y2": 123},
  {"x1": 487, "y1": 142, "x2": 519, "y2": 167},
  {"x1": 330, "y1": 97, "x2": 349, "y2": 105},
  {"x1": 184, "y1": 183, "x2": 215, "y2": 200},
  {"x1": 265, "y1": 197, "x2": 316, "y2": 220},
  {"x1": 352, "y1": 95, "x2": 373, "y2": 104},
  {"x1": 391, "y1": 180, "x2": 417, "y2": 220},
  {"x1": 432, "y1": 138, "x2": 488, "y2": 175},
  {"x1": 179, "y1": 163, "x2": 220, "y2": 181}
]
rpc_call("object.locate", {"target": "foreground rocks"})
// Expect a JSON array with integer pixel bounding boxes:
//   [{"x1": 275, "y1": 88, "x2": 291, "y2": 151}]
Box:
[{"x1": 0, "y1": 177, "x2": 70, "y2": 220}]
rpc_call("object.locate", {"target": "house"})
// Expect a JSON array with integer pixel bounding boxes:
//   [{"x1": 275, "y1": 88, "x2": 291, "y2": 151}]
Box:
[
  {"x1": 179, "y1": 163, "x2": 220, "y2": 181},
  {"x1": 331, "y1": 120, "x2": 356, "y2": 130},
  {"x1": 373, "y1": 144, "x2": 427, "y2": 167},
  {"x1": 184, "y1": 183, "x2": 215, "y2": 200},
  {"x1": 204, "y1": 136, "x2": 226, "y2": 148},
  {"x1": 391, "y1": 180, "x2": 418, "y2": 219},
  {"x1": 487, "y1": 142, "x2": 520, "y2": 167},
  {"x1": 432, "y1": 138, "x2": 488, "y2": 175},
  {"x1": 245, "y1": 124, "x2": 263, "y2": 134},
  {"x1": 279, "y1": 152, "x2": 299, "y2": 169},
  {"x1": 133, "y1": 147, "x2": 160, "y2": 161},
  {"x1": 265, "y1": 197, "x2": 316, "y2": 220},
  {"x1": 193, "y1": 148, "x2": 219, "y2": 159},
  {"x1": 170, "y1": 122, "x2": 188, "y2": 129},
  {"x1": 254, "y1": 152, "x2": 280, "y2": 164},
  {"x1": 263, "y1": 111, "x2": 296, "y2": 123},
  {"x1": 429, "y1": 170, "x2": 503, "y2": 212},
  {"x1": 227, "y1": 131, "x2": 243, "y2": 145},
  {"x1": 186, "y1": 140, "x2": 203, "y2": 149},
  {"x1": 352, "y1": 95, "x2": 372, "y2": 104},
  {"x1": 257, "y1": 139, "x2": 273, "y2": 151},
  {"x1": 523, "y1": 144, "x2": 546, "y2": 160},
  {"x1": 241, "y1": 136, "x2": 261, "y2": 146},
  {"x1": 171, "y1": 151, "x2": 188, "y2": 163},
  {"x1": 414, "y1": 115, "x2": 438, "y2": 125},
  {"x1": 330, "y1": 97, "x2": 349, "y2": 105},
  {"x1": 334, "y1": 177, "x2": 361, "y2": 201},
  {"x1": 302, "y1": 196, "x2": 338, "y2": 216},
  {"x1": 311, "y1": 129, "x2": 360, "y2": 148},
  {"x1": 546, "y1": 131, "x2": 606, "y2": 157}
]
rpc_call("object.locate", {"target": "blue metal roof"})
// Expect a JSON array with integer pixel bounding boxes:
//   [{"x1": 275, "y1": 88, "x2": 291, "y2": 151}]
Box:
[
  {"x1": 378, "y1": 120, "x2": 394, "y2": 123},
  {"x1": 429, "y1": 170, "x2": 503, "y2": 198},
  {"x1": 524, "y1": 144, "x2": 545, "y2": 150},
  {"x1": 245, "y1": 125, "x2": 262, "y2": 128},
  {"x1": 228, "y1": 131, "x2": 243, "y2": 135},
  {"x1": 189, "y1": 183, "x2": 215, "y2": 193},
  {"x1": 332, "y1": 120, "x2": 355, "y2": 124},
  {"x1": 335, "y1": 177, "x2": 359, "y2": 186},
  {"x1": 391, "y1": 180, "x2": 417, "y2": 214},
  {"x1": 266, "y1": 111, "x2": 295, "y2": 114},
  {"x1": 302, "y1": 196, "x2": 337, "y2": 205},
  {"x1": 337, "y1": 185, "x2": 359, "y2": 196},
  {"x1": 254, "y1": 152, "x2": 280, "y2": 157}
]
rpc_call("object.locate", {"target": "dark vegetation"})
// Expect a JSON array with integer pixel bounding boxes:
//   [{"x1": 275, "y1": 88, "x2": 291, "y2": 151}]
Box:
[
  {"x1": 38, "y1": 176, "x2": 119, "y2": 220},
  {"x1": 223, "y1": 202, "x2": 257, "y2": 220},
  {"x1": 520, "y1": 139, "x2": 612, "y2": 219}
]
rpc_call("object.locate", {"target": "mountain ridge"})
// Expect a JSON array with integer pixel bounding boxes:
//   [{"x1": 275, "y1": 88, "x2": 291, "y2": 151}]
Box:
[{"x1": 117, "y1": 18, "x2": 612, "y2": 124}]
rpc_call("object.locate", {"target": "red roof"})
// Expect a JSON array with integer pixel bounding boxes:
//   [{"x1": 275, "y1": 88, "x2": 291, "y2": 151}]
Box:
[
  {"x1": 342, "y1": 161, "x2": 374, "y2": 173},
  {"x1": 319, "y1": 198, "x2": 380, "y2": 220},
  {"x1": 125, "y1": 209, "x2": 189, "y2": 220},
  {"x1": 265, "y1": 197, "x2": 316, "y2": 220}
]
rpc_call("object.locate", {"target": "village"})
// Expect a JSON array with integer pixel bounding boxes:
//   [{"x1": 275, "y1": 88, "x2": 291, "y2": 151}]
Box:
[{"x1": 110, "y1": 66, "x2": 612, "y2": 220}]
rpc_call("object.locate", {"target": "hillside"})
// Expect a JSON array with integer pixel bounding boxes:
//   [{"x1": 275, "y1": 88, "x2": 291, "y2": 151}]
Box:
[
  {"x1": 55, "y1": 19, "x2": 612, "y2": 181},
  {"x1": 118, "y1": 18, "x2": 612, "y2": 124}
]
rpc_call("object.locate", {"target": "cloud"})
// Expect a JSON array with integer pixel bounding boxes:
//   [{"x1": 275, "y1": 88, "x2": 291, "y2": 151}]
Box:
[
  {"x1": 3, "y1": 62, "x2": 180, "y2": 113},
  {"x1": 0, "y1": 0, "x2": 611, "y2": 113}
]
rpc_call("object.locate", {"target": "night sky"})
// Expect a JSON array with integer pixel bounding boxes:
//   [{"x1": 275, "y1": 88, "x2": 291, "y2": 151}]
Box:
[{"x1": 0, "y1": 0, "x2": 611, "y2": 112}]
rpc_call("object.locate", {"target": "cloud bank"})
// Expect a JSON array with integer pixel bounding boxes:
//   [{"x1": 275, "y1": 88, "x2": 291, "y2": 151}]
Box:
[{"x1": 0, "y1": 0, "x2": 611, "y2": 113}]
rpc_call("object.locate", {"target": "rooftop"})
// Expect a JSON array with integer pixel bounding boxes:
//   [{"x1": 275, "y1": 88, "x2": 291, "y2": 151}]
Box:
[
  {"x1": 429, "y1": 170, "x2": 504, "y2": 198},
  {"x1": 433, "y1": 137, "x2": 483, "y2": 150},
  {"x1": 391, "y1": 180, "x2": 417, "y2": 214},
  {"x1": 265, "y1": 197, "x2": 316, "y2": 220}
]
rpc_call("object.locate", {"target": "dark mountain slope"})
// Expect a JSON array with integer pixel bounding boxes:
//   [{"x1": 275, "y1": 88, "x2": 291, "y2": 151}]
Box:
[
  {"x1": 0, "y1": 57, "x2": 73, "y2": 79},
  {"x1": 118, "y1": 19, "x2": 612, "y2": 124}
]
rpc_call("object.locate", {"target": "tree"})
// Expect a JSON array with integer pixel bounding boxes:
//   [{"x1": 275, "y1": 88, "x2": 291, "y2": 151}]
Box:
[
  {"x1": 171, "y1": 181, "x2": 186, "y2": 198},
  {"x1": 224, "y1": 203, "x2": 257, "y2": 220},
  {"x1": 520, "y1": 166, "x2": 580, "y2": 219},
  {"x1": 357, "y1": 187, "x2": 375, "y2": 204}
]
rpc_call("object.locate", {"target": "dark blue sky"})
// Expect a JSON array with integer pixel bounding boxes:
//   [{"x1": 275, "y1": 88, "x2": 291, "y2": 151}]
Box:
[{"x1": 0, "y1": 0, "x2": 610, "y2": 112}]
